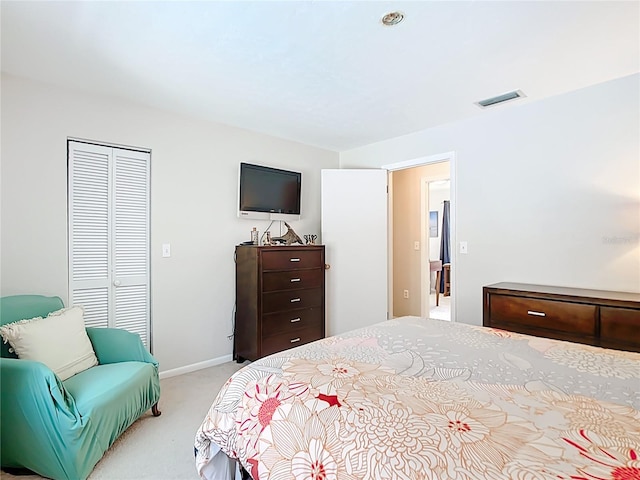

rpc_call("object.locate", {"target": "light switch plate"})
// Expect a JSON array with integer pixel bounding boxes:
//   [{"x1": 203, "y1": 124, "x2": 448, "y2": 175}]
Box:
[
  {"x1": 459, "y1": 241, "x2": 468, "y2": 254},
  {"x1": 162, "y1": 243, "x2": 171, "y2": 257},
  {"x1": 414, "y1": 241, "x2": 420, "y2": 251}
]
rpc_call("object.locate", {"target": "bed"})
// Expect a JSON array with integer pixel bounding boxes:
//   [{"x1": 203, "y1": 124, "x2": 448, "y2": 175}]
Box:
[{"x1": 194, "y1": 316, "x2": 640, "y2": 480}]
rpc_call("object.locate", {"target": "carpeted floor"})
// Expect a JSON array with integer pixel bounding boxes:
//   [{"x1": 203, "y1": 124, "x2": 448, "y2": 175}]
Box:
[
  {"x1": 429, "y1": 292, "x2": 451, "y2": 321},
  {"x1": 1, "y1": 361, "x2": 246, "y2": 480}
]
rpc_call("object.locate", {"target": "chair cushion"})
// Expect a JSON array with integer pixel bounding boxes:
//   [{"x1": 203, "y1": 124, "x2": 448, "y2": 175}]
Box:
[
  {"x1": 63, "y1": 362, "x2": 160, "y2": 447},
  {"x1": 63, "y1": 361, "x2": 156, "y2": 412},
  {"x1": 0, "y1": 306, "x2": 98, "y2": 380}
]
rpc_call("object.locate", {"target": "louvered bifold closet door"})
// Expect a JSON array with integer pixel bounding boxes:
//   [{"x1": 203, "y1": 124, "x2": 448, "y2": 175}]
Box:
[
  {"x1": 69, "y1": 142, "x2": 112, "y2": 329},
  {"x1": 113, "y1": 149, "x2": 150, "y2": 347},
  {"x1": 69, "y1": 141, "x2": 151, "y2": 349}
]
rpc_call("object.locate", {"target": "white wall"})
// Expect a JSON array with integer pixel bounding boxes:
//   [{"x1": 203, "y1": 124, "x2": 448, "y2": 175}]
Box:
[
  {"x1": 341, "y1": 74, "x2": 640, "y2": 326},
  {"x1": 1, "y1": 74, "x2": 339, "y2": 372}
]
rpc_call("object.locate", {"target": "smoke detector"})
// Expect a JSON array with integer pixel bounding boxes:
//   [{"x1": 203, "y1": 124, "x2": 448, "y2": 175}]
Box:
[
  {"x1": 476, "y1": 90, "x2": 527, "y2": 108},
  {"x1": 381, "y1": 11, "x2": 404, "y2": 26}
]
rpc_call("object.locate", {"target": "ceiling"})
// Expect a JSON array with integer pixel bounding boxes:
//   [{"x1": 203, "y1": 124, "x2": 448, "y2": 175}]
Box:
[{"x1": 2, "y1": 1, "x2": 638, "y2": 152}]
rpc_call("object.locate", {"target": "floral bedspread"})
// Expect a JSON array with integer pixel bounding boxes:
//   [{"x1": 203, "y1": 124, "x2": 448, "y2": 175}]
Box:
[{"x1": 195, "y1": 316, "x2": 640, "y2": 480}]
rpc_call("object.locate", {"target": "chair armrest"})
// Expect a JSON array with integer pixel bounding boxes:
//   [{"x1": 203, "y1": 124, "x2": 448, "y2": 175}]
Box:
[
  {"x1": 86, "y1": 327, "x2": 158, "y2": 367},
  {"x1": 0, "y1": 357, "x2": 82, "y2": 475},
  {"x1": 0, "y1": 357, "x2": 76, "y2": 411}
]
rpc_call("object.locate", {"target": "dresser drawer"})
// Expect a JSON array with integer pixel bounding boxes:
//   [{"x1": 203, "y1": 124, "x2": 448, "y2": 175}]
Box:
[
  {"x1": 262, "y1": 307, "x2": 323, "y2": 337},
  {"x1": 483, "y1": 283, "x2": 640, "y2": 352},
  {"x1": 600, "y1": 307, "x2": 640, "y2": 351},
  {"x1": 489, "y1": 295, "x2": 596, "y2": 336},
  {"x1": 262, "y1": 269, "x2": 323, "y2": 292},
  {"x1": 261, "y1": 323, "x2": 324, "y2": 357},
  {"x1": 262, "y1": 249, "x2": 322, "y2": 271},
  {"x1": 262, "y1": 288, "x2": 323, "y2": 314}
]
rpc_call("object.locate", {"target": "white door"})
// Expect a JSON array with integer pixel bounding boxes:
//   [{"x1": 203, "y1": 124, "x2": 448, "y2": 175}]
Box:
[
  {"x1": 321, "y1": 169, "x2": 388, "y2": 336},
  {"x1": 68, "y1": 141, "x2": 151, "y2": 348}
]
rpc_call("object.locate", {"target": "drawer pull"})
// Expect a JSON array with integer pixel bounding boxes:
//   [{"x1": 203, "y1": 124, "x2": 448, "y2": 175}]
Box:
[
  {"x1": 290, "y1": 338, "x2": 301, "y2": 343},
  {"x1": 290, "y1": 258, "x2": 301, "y2": 262},
  {"x1": 290, "y1": 278, "x2": 301, "y2": 282},
  {"x1": 527, "y1": 310, "x2": 546, "y2": 317},
  {"x1": 290, "y1": 318, "x2": 301, "y2": 323},
  {"x1": 290, "y1": 298, "x2": 301, "y2": 303}
]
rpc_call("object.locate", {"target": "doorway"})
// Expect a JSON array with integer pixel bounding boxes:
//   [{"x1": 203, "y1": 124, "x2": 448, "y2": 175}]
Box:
[
  {"x1": 384, "y1": 152, "x2": 455, "y2": 321},
  {"x1": 424, "y1": 179, "x2": 451, "y2": 321}
]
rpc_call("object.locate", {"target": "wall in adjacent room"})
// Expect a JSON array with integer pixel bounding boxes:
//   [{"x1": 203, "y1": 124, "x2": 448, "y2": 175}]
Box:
[
  {"x1": 1, "y1": 74, "x2": 340, "y2": 372},
  {"x1": 341, "y1": 74, "x2": 640, "y2": 325}
]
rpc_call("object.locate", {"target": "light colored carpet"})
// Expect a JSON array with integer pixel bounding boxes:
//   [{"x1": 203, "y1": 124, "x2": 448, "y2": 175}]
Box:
[
  {"x1": 429, "y1": 293, "x2": 451, "y2": 321},
  {"x1": 1, "y1": 361, "x2": 245, "y2": 480}
]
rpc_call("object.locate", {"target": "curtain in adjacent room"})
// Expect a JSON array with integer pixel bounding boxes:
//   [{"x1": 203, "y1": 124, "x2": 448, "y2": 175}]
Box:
[{"x1": 439, "y1": 200, "x2": 450, "y2": 293}]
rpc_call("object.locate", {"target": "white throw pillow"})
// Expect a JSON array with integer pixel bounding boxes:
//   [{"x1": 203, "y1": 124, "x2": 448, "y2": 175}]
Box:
[{"x1": 0, "y1": 305, "x2": 98, "y2": 380}]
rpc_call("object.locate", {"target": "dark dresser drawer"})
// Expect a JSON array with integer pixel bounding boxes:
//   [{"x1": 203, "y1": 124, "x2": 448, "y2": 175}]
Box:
[
  {"x1": 261, "y1": 323, "x2": 324, "y2": 357},
  {"x1": 262, "y1": 269, "x2": 323, "y2": 292},
  {"x1": 490, "y1": 295, "x2": 596, "y2": 335},
  {"x1": 600, "y1": 307, "x2": 640, "y2": 350},
  {"x1": 262, "y1": 287, "x2": 323, "y2": 314},
  {"x1": 262, "y1": 307, "x2": 323, "y2": 337},
  {"x1": 262, "y1": 249, "x2": 322, "y2": 271},
  {"x1": 483, "y1": 282, "x2": 640, "y2": 352}
]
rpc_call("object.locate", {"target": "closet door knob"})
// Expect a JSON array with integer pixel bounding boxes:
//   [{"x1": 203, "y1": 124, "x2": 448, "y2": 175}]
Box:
[{"x1": 113, "y1": 280, "x2": 121, "y2": 287}]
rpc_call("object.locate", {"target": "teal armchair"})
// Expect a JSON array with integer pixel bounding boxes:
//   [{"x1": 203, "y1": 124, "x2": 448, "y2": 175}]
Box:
[{"x1": 0, "y1": 295, "x2": 161, "y2": 480}]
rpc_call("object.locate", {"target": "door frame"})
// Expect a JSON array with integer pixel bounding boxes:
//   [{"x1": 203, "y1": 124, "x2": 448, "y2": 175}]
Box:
[{"x1": 382, "y1": 151, "x2": 457, "y2": 321}]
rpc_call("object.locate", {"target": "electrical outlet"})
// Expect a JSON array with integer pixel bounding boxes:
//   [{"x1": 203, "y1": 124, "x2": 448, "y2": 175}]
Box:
[{"x1": 403, "y1": 289, "x2": 409, "y2": 299}]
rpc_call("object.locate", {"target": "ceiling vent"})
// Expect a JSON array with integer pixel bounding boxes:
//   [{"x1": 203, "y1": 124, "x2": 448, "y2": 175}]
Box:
[{"x1": 476, "y1": 90, "x2": 526, "y2": 108}]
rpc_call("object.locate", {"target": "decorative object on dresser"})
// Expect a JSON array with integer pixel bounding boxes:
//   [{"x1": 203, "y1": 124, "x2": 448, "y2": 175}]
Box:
[
  {"x1": 483, "y1": 282, "x2": 640, "y2": 352},
  {"x1": 234, "y1": 245, "x2": 325, "y2": 362},
  {"x1": 270, "y1": 221, "x2": 303, "y2": 245}
]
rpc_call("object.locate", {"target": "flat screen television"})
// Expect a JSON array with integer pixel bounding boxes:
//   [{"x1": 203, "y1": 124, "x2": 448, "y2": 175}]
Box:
[{"x1": 238, "y1": 162, "x2": 301, "y2": 221}]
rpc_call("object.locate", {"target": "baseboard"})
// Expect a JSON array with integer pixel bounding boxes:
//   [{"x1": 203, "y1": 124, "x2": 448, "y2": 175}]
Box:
[{"x1": 159, "y1": 354, "x2": 233, "y2": 379}]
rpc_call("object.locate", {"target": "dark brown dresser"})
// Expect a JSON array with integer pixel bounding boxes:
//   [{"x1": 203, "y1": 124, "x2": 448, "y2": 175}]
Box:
[
  {"x1": 483, "y1": 282, "x2": 640, "y2": 352},
  {"x1": 234, "y1": 245, "x2": 325, "y2": 362}
]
